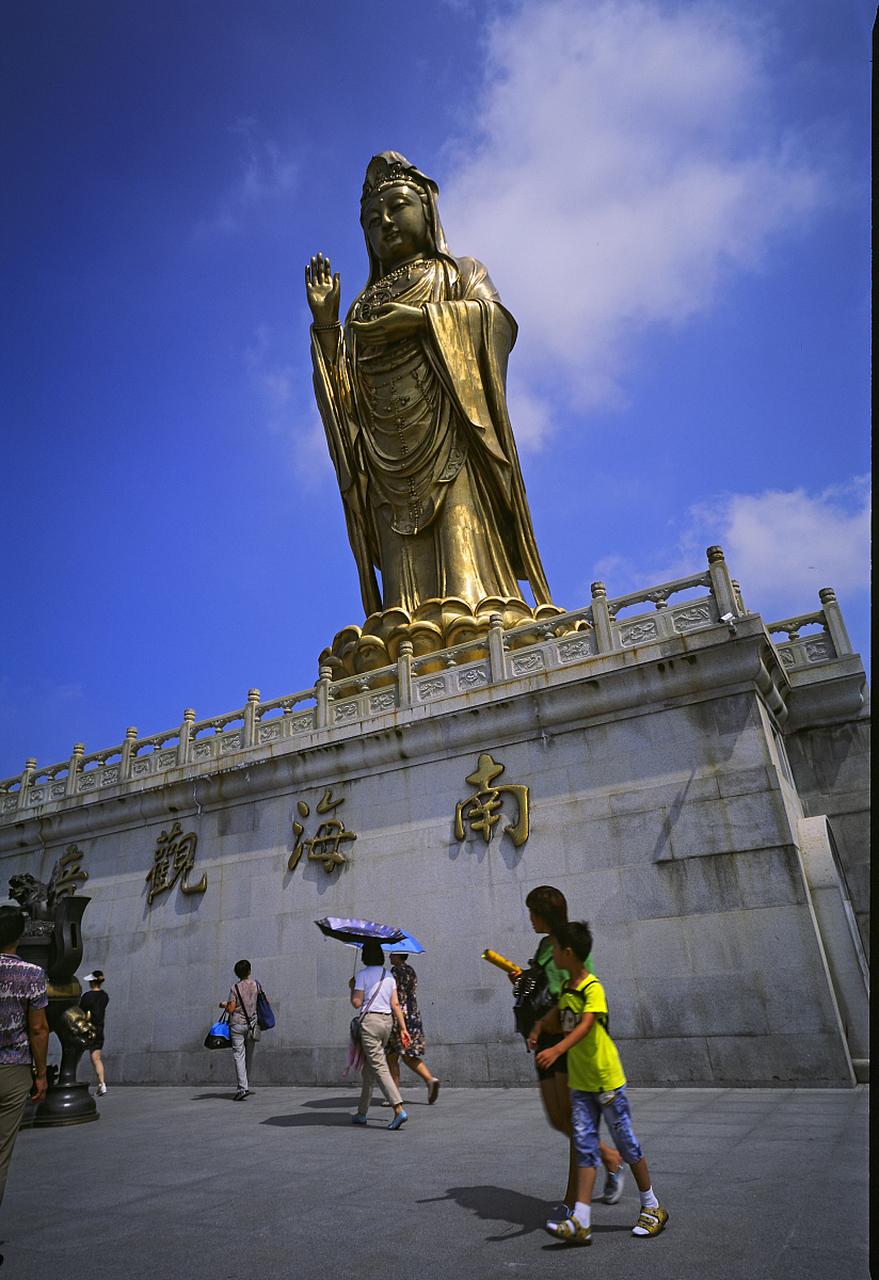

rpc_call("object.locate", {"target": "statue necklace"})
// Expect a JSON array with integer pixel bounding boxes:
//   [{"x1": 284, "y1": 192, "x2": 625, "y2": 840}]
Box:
[{"x1": 357, "y1": 258, "x2": 432, "y2": 321}]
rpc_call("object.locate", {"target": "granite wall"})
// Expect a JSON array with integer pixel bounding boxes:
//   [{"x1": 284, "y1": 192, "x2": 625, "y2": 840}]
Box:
[{"x1": 0, "y1": 640, "x2": 859, "y2": 1088}]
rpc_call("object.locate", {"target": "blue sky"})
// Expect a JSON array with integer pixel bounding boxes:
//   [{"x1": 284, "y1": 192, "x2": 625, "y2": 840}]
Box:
[{"x1": 0, "y1": 0, "x2": 871, "y2": 781}]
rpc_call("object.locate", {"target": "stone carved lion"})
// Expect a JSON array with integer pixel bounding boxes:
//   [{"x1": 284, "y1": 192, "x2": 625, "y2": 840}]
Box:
[{"x1": 8, "y1": 872, "x2": 55, "y2": 921}]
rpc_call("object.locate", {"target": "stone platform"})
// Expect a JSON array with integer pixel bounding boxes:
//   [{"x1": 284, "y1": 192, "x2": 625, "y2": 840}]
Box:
[
  {"x1": 0, "y1": 548, "x2": 869, "y2": 1086},
  {"x1": 2, "y1": 1084, "x2": 870, "y2": 1280}
]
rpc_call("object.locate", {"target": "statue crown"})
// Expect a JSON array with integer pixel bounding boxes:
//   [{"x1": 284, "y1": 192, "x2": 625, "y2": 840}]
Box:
[{"x1": 361, "y1": 155, "x2": 428, "y2": 204}]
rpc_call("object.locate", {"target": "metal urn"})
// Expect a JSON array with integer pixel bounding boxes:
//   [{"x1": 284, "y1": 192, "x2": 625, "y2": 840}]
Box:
[{"x1": 14, "y1": 884, "x2": 99, "y2": 1127}]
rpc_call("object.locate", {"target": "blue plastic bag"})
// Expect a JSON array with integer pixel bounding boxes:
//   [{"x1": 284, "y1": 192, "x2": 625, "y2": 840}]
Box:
[{"x1": 204, "y1": 1014, "x2": 232, "y2": 1049}]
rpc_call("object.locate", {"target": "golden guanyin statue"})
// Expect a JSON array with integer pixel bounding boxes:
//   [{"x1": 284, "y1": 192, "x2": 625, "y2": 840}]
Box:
[{"x1": 306, "y1": 152, "x2": 562, "y2": 675}]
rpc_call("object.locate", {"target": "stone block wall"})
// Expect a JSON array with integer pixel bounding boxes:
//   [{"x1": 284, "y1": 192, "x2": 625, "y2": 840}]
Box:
[
  {"x1": 0, "y1": 633, "x2": 859, "y2": 1088},
  {"x1": 785, "y1": 716, "x2": 871, "y2": 951}
]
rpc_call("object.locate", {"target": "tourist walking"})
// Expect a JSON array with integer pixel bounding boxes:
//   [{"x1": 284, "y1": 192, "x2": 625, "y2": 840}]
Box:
[
  {"x1": 219, "y1": 960, "x2": 259, "y2": 1101},
  {"x1": 509, "y1": 886, "x2": 624, "y2": 1215},
  {"x1": 349, "y1": 940, "x2": 411, "y2": 1129},
  {"x1": 384, "y1": 952, "x2": 439, "y2": 1104},
  {"x1": 0, "y1": 904, "x2": 49, "y2": 1264},
  {"x1": 80, "y1": 970, "x2": 109, "y2": 1095},
  {"x1": 531, "y1": 921, "x2": 668, "y2": 1244}
]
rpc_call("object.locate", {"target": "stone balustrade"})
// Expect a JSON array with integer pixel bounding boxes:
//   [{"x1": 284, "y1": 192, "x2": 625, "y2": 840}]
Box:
[
  {"x1": 0, "y1": 548, "x2": 852, "y2": 819},
  {"x1": 765, "y1": 587, "x2": 853, "y2": 671}
]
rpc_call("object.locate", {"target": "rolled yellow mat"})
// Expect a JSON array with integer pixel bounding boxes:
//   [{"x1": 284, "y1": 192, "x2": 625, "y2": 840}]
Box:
[{"x1": 481, "y1": 948, "x2": 521, "y2": 975}]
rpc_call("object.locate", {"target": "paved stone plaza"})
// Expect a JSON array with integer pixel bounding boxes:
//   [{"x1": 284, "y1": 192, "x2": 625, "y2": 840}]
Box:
[{"x1": 2, "y1": 1083, "x2": 868, "y2": 1279}]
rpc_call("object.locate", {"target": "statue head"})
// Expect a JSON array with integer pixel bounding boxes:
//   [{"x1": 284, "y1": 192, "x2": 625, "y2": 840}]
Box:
[{"x1": 357, "y1": 152, "x2": 453, "y2": 289}]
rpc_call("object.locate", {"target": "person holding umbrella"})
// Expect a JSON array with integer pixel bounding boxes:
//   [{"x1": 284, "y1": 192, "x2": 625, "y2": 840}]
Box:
[{"x1": 349, "y1": 939, "x2": 411, "y2": 1129}]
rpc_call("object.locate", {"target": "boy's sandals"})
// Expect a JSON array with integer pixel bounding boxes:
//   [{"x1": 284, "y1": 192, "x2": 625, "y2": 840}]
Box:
[
  {"x1": 545, "y1": 1215, "x2": 592, "y2": 1245},
  {"x1": 632, "y1": 1203, "x2": 669, "y2": 1236}
]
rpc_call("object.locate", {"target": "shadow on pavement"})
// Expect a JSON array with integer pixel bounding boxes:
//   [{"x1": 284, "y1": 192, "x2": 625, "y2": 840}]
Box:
[
  {"x1": 299, "y1": 1095, "x2": 361, "y2": 1108},
  {"x1": 189, "y1": 1092, "x2": 239, "y2": 1101},
  {"x1": 418, "y1": 1185, "x2": 549, "y2": 1240},
  {"x1": 261, "y1": 1112, "x2": 355, "y2": 1127}
]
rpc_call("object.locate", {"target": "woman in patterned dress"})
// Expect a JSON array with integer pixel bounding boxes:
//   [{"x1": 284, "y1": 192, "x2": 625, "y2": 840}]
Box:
[{"x1": 385, "y1": 953, "x2": 440, "y2": 1105}]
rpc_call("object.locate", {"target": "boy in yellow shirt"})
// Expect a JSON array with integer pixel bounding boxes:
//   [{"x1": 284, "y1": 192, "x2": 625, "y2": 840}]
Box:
[{"x1": 529, "y1": 921, "x2": 668, "y2": 1246}]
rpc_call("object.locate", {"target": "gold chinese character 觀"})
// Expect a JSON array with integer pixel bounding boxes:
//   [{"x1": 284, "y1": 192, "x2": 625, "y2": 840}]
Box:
[{"x1": 146, "y1": 822, "x2": 207, "y2": 905}]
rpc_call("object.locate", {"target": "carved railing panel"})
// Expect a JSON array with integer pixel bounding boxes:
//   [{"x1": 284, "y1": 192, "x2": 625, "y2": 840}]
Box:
[{"x1": 1, "y1": 550, "x2": 855, "y2": 817}]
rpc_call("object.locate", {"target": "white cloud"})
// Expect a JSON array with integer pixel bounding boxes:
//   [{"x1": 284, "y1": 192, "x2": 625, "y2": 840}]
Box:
[
  {"x1": 440, "y1": 0, "x2": 828, "y2": 438},
  {"x1": 588, "y1": 477, "x2": 871, "y2": 620},
  {"x1": 693, "y1": 478, "x2": 871, "y2": 616},
  {"x1": 194, "y1": 120, "x2": 299, "y2": 238},
  {"x1": 243, "y1": 325, "x2": 333, "y2": 484}
]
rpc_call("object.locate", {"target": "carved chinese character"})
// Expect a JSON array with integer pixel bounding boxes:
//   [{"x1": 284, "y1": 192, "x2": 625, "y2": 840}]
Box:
[
  {"x1": 454, "y1": 753, "x2": 530, "y2": 848},
  {"x1": 288, "y1": 790, "x2": 357, "y2": 874},
  {"x1": 146, "y1": 822, "x2": 207, "y2": 905},
  {"x1": 50, "y1": 844, "x2": 89, "y2": 898}
]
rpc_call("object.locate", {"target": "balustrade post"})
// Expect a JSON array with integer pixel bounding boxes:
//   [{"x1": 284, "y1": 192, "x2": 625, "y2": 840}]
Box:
[
  {"x1": 397, "y1": 641, "x2": 413, "y2": 708},
  {"x1": 706, "y1": 546, "x2": 739, "y2": 619},
  {"x1": 119, "y1": 728, "x2": 138, "y2": 782},
  {"x1": 17, "y1": 759, "x2": 36, "y2": 811},
  {"x1": 590, "y1": 583, "x2": 614, "y2": 652},
  {"x1": 731, "y1": 580, "x2": 746, "y2": 614},
  {"x1": 818, "y1": 588, "x2": 853, "y2": 657},
  {"x1": 316, "y1": 667, "x2": 332, "y2": 728},
  {"x1": 64, "y1": 744, "x2": 84, "y2": 797},
  {"x1": 177, "y1": 710, "x2": 195, "y2": 767},
  {"x1": 488, "y1": 613, "x2": 507, "y2": 682},
  {"x1": 244, "y1": 689, "x2": 261, "y2": 747}
]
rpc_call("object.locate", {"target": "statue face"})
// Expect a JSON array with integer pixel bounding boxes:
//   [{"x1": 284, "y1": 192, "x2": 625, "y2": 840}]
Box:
[{"x1": 363, "y1": 184, "x2": 429, "y2": 269}]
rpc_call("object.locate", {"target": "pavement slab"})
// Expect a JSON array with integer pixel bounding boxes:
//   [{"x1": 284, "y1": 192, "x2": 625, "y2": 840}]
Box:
[{"x1": 1, "y1": 1083, "x2": 868, "y2": 1280}]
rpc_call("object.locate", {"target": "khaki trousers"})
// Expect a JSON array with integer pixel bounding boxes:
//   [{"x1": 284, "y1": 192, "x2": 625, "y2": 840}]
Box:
[
  {"x1": 357, "y1": 1012, "x2": 402, "y2": 1113},
  {"x1": 0, "y1": 1064, "x2": 33, "y2": 1206}
]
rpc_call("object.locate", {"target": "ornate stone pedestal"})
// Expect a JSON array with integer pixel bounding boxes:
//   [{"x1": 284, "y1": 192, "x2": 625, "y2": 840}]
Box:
[{"x1": 16, "y1": 894, "x2": 99, "y2": 1127}]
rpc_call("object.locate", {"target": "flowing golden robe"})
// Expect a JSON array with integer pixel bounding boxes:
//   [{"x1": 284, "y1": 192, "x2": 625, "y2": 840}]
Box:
[{"x1": 311, "y1": 254, "x2": 552, "y2": 617}]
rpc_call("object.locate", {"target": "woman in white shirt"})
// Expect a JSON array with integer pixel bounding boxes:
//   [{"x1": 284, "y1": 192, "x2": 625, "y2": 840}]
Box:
[{"x1": 349, "y1": 940, "x2": 412, "y2": 1129}]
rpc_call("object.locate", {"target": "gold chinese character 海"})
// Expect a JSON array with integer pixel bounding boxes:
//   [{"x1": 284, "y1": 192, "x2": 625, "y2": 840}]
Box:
[
  {"x1": 288, "y1": 790, "x2": 357, "y2": 874},
  {"x1": 454, "y1": 753, "x2": 530, "y2": 847},
  {"x1": 146, "y1": 822, "x2": 207, "y2": 905}
]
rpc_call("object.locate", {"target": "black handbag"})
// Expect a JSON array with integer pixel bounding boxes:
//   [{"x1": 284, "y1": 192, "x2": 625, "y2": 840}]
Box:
[
  {"x1": 513, "y1": 963, "x2": 556, "y2": 1040},
  {"x1": 204, "y1": 1011, "x2": 232, "y2": 1050}
]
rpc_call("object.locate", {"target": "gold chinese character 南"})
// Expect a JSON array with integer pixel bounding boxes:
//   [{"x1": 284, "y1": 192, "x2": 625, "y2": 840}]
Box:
[
  {"x1": 289, "y1": 790, "x2": 357, "y2": 874},
  {"x1": 146, "y1": 822, "x2": 207, "y2": 905},
  {"x1": 454, "y1": 754, "x2": 530, "y2": 847}
]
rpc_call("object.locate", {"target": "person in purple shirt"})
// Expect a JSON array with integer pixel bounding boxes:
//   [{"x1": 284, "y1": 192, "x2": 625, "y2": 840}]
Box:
[{"x1": 0, "y1": 904, "x2": 49, "y2": 1263}]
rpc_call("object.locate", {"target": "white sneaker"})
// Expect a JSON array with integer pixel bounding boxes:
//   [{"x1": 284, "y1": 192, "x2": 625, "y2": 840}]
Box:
[{"x1": 96, "y1": 1083, "x2": 107, "y2": 1096}]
